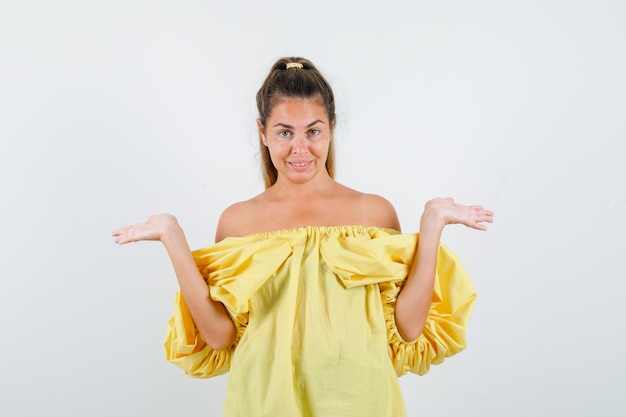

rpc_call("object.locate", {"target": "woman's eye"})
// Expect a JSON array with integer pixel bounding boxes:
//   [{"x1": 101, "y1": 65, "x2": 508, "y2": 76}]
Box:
[
  {"x1": 278, "y1": 131, "x2": 290, "y2": 138},
  {"x1": 309, "y1": 129, "x2": 320, "y2": 136}
]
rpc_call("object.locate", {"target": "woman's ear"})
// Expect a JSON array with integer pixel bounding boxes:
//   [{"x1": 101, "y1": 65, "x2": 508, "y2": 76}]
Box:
[{"x1": 257, "y1": 119, "x2": 267, "y2": 146}]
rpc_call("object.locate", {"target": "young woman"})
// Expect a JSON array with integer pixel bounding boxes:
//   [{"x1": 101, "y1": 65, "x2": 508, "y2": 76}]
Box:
[{"x1": 112, "y1": 57, "x2": 494, "y2": 416}]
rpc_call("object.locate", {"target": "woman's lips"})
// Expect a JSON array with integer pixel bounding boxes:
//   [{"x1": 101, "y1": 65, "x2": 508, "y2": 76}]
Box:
[{"x1": 288, "y1": 161, "x2": 313, "y2": 170}]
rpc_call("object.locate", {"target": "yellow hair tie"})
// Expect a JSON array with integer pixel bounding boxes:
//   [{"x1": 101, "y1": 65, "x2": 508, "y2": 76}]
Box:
[{"x1": 285, "y1": 62, "x2": 303, "y2": 69}]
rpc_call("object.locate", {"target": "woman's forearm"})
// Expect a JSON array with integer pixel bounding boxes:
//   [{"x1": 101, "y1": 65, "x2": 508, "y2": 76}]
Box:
[
  {"x1": 162, "y1": 228, "x2": 236, "y2": 350},
  {"x1": 394, "y1": 216, "x2": 444, "y2": 341}
]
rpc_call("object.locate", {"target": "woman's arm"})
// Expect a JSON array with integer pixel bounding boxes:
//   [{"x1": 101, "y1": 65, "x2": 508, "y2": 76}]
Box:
[
  {"x1": 394, "y1": 198, "x2": 494, "y2": 341},
  {"x1": 112, "y1": 214, "x2": 236, "y2": 349}
]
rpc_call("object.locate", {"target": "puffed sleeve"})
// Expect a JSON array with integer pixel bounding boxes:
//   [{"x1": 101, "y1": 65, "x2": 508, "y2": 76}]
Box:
[
  {"x1": 164, "y1": 290, "x2": 246, "y2": 378},
  {"x1": 323, "y1": 230, "x2": 476, "y2": 377},
  {"x1": 382, "y1": 242, "x2": 476, "y2": 376},
  {"x1": 164, "y1": 237, "x2": 293, "y2": 378}
]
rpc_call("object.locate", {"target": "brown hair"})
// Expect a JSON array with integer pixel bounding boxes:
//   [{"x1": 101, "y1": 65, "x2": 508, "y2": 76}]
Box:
[{"x1": 256, "y1": 57, "x2": 336, "y2": 188}]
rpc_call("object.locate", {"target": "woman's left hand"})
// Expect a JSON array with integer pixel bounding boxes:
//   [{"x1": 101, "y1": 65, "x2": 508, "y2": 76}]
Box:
[{"x1": 422, "y1": 197, "x2": 494, "y2": 231}]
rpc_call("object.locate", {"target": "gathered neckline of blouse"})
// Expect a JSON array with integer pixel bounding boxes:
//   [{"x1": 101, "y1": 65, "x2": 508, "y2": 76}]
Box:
[{"x1": 225, "y1": 225, "x2": 402, "y2": 241}]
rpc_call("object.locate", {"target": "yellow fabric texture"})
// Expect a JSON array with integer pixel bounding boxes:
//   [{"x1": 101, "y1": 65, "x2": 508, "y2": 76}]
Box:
[{"x1": 164, "y1": 226, "x2": 476, "y2": 417}]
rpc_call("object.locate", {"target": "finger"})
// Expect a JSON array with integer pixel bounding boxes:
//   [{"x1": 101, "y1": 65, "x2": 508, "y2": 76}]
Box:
[
  {"x1": 111, "y1": 227, "x2": 128, "y2": 236},
  {"x1": 113, "y1": 235, "x2": 129, "y2": 245},
  {"x1": 112, "y1": 224, "x2": 139, "y2": 236},
  {"x1": 478, "y1": 214, "x2": 494, "y2": 223},
  {"x1": 116, "y1": 229, "x2": 143, "y2": 244},
  {"x1": 471, "y1": 207, "x2": 494, "y2": 222}
]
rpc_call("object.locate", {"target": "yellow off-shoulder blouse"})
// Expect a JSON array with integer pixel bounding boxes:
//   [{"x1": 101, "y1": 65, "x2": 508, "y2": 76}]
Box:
[{"x1": 164, "y1": 226, "x2": 476, "y2": 417}]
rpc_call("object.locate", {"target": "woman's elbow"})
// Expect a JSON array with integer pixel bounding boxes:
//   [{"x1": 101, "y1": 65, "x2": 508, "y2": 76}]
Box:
[
  {"x1": 395, "y1": 309, "x2": 426, "y2": 342},
  {"x1": 396, "y1": 323, "x2": 423, "y2": 343},
  {"x1": 202, "y1": 321, "x2": 237, "y2": 350}
]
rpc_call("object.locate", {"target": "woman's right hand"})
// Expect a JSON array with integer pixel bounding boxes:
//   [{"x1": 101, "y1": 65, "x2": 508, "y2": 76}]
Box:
[{"x1": 112, "y1": 214, "x2": 181, "y2": 245}]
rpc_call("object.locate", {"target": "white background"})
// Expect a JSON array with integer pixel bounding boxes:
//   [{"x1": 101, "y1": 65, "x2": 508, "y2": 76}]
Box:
[{"x1": 1, "y1": 1, "x2": 624, "y2": 416}]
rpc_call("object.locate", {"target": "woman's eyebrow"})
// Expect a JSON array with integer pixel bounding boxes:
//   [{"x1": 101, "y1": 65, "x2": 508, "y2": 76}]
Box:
[
  {"x1": 272, "y1": 120, "x2": 325, "y2": 128},
  {"x1": 306, "y1": 120, "x2": 325, "y2": 128}
]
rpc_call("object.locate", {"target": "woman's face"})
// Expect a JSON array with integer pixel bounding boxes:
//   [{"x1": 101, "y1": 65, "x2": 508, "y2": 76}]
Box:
[{"x1": 258, "y1": 96, "x2": 333, "y2": 186}]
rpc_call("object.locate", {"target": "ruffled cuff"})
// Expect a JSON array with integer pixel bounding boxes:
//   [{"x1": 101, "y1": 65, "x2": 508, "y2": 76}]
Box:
[
  {"x1": 164, "y1": 290, "x2": 248, "y2": 378},
  {"x1": 381, "y1": 243, "x2": 477, "y2": 376}
]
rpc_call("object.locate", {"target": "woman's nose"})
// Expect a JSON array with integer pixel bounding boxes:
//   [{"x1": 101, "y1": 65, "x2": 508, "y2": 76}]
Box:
[{"x1": 292, "y1": 135, "x2": 307, "y2": 153}]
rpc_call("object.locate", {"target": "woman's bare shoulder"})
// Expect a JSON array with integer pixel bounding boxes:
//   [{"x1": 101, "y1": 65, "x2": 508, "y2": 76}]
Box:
[
  {"x1": 361, "y1": 193, "x2": 401, "y2": 231},
  {"x1": 215, "y1": 195, "x2": 264, "y2": 242},
  {"x1": 339, "y1": 185, "x2": 401, "y2": 231}
]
